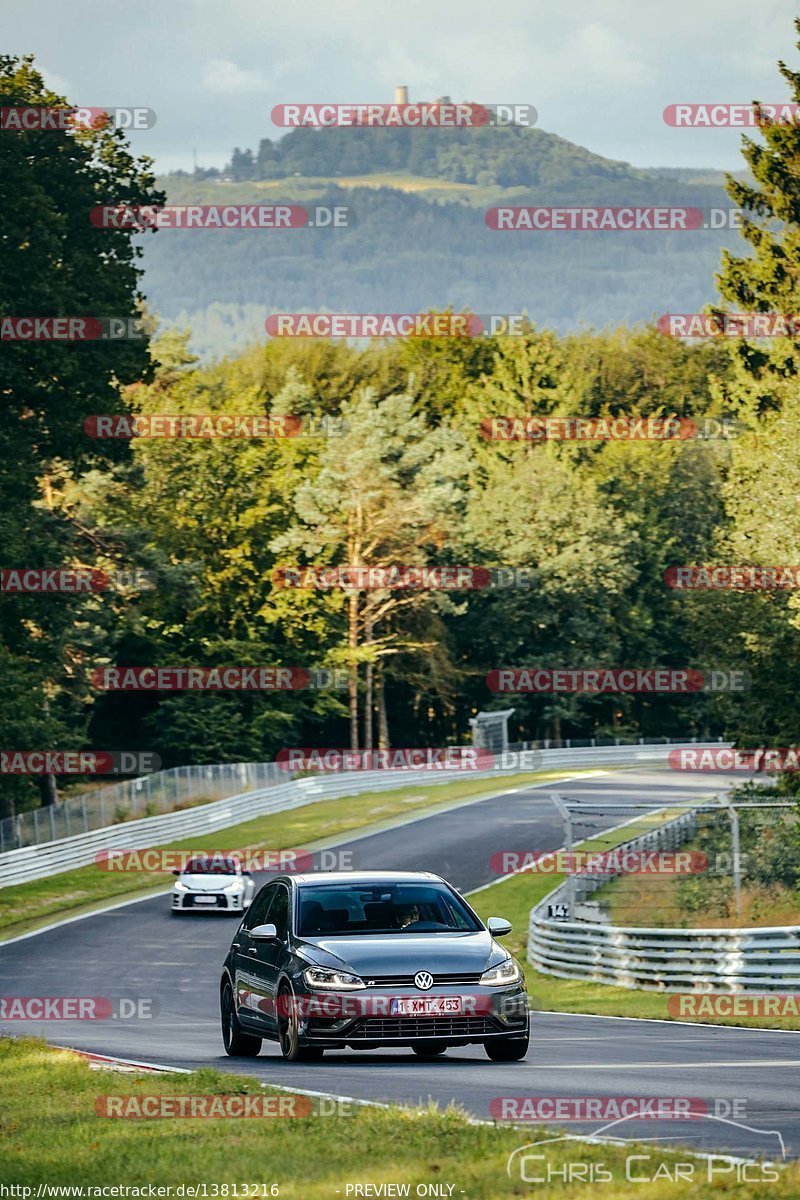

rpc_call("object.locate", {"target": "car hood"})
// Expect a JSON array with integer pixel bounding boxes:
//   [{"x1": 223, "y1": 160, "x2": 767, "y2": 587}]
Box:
[
  {"x1": 178, "y1": 874, "x2": 240, "y2": 892},
  {"x1": 296, "y1": 930, "x2": 506, "y2": 976}
]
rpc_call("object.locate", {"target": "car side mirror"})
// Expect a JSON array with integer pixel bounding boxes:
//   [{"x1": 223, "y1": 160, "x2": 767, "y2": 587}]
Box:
[
  {"x1": 242, "y1": 870, "x2": 252, "y2": 877},
  {"x1": 250, "y1": 923, "x2": 278, "y2": 941},
  {"x1": 487, "y1": 916, "x2": 512, "y2": 937},
  {"x1": 172, "y1": 869, "x2": 181, "y2": 876}
]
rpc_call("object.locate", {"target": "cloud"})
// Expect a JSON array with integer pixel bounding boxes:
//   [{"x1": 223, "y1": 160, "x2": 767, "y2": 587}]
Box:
[
  {"x1": 37, "y1": 65, "x2": 73, "y2": 96},
  {"x1": 202, "y1": 59, "x2": 271, "y2": 95},
  {"x1": 572, "y1": 24, "x2": 650, "y2": 84}
]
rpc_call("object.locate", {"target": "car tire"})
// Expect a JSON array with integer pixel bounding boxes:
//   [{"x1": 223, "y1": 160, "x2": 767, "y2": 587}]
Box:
[
  {"x1": 221, "y1": 982, "x2": 261, "y2": 1057},
  {"x1": 411, "y1": 1042, "x2": 448, "y2": 1058},
  {"x1": 484, "y1": 1029, "x2": 529, "y2": 1062},
  {"x1": 277, "y1": 983, "x2": 324, "y2": 1061}
]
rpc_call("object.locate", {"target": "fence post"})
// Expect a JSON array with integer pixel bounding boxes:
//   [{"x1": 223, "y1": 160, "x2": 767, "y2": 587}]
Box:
[
  {"x1": 724, "y1": 801, "x2": 742, "y2": 920},
  {"x1": 550, "y1": 794, "x2": 574, "y2": 918}
]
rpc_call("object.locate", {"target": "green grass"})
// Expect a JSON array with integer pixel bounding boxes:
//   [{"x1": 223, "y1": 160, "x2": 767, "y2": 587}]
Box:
[
  {"x1": 0, "y1": 769, "x2": 575, "y2": 940},
  {"x1": 1, "y1": 1038, "x2": 794, "y2": 1197},
  {"x1": 158, "y1": 172, "x2": 543, "y2": 208},
  {"x1": 597, "y1": 837, "x2": 800, "y2": 931},
  {"x1": 468, "y1": 809, "x2": 682, "y2": 996},
  {"x1": 467, "y1": 812, "x2": 800, "y2": 1031}
]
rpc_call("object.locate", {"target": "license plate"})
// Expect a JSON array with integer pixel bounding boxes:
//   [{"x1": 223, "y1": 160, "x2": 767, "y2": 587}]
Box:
[
  {"x1": 193, "y1": 896, "x2": 217, "y2": 905},
  {"x1": 389, "y1": 996, "x2": 463, "y2": 1016}
]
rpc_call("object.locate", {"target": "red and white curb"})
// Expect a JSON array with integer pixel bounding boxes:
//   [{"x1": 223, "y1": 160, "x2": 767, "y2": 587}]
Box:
[{"x1": 52, "y1": 1045, "x2": 190, "y2": 1073}]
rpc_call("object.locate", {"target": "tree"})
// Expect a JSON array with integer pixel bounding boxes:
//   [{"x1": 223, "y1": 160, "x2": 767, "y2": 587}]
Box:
[
  {"x1": 716, "y1": 16, "x2": 800, "y2": 421},
  {"x1": 271, "y1": 387, "x2": 471, "y2": 749},
  {"x1": 700, "y1": 18, "x2": 800, "y2": 746},
  {"x1": 0, "y1": 55, "x2": 163, "y2": 816}
]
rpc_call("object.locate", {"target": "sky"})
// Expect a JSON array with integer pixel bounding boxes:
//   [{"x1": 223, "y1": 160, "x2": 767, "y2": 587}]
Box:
[{"x1": 5, "y1": 0, "x2": 800, "y2": 174}]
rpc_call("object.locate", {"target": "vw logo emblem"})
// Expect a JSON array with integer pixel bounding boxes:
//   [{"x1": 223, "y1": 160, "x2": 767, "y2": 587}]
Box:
[{"x1": 414, "y1": 971, "x2": 434, "y2": 991}]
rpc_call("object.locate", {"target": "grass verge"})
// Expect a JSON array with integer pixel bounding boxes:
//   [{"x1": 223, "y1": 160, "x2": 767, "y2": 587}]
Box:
[
  {"x1": 0, "y1": 769, "x2": 577, "y2": 940},
  {"x1": 467, "y1": 812, "x2": 800, "y2": 1031},
  {"x1": 0, "y1": 1038, "x2": 793, "y2": 1197}
]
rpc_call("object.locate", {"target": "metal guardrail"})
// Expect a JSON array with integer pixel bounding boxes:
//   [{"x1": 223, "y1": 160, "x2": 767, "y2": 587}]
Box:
[
  {"x1": 0, "y1": 735, "x2": 701, "y2": 855},
  {"x1": 0, "y1": 761, "x2": 287, "y2": 854},
  {"x1": 0, "y1": 741, "x2": 715, "y2": 889},
  {"x1": 528, "y1": 808, "x2": 800, "y2": 993}
]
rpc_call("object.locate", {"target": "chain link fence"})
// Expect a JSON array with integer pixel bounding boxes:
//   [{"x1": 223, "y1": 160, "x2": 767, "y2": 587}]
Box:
[
  {"x1": 0, "y1": 762, "x2": 286, "y2": 854},
  {"x1": 0, "y1": 734, "x2": 720, "y2": 855},
  {"x1": 545, "y1": 795, "x2": 798, "y2": 929}
]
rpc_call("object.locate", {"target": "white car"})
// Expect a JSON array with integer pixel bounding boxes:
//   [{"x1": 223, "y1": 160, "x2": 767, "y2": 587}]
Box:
[{"x1": 171, "y1": 855, "x2": 256, "y2": 915}]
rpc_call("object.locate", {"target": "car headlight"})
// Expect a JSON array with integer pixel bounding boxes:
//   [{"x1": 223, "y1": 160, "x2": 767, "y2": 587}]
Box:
[
  {"x1": 173, "y1": 882, "x2": 189, "y2": 892},
  {"x1": 480, "y1": 958, "x2": 522, "y2": 986},
  {"x1": 223, "y1": 880, "x2": 243, "y2": 893},
  {"x1": 303, "y1": 966, "x2": 365, "y2": 991}
]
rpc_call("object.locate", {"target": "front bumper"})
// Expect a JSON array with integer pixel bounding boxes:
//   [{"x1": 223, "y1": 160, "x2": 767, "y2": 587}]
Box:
[
  {"x1": 293, "y1": 984, "x2": 529, "y2": 1047},
  {"x1": 172, "y1": 890, "x2": 245, "y2": 912}
]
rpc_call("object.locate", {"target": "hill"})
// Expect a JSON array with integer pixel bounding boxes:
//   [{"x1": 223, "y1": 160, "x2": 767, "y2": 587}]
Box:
[{"x1": 139, "y1": 124, "x2": 741, "y2": 358}]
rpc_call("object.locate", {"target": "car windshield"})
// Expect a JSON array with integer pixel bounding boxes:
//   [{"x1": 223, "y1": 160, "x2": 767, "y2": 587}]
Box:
[
  {"x1": 297, "y1": 883, "x2": 481, "y2": 936},
  {"x1": 183, "y1": 856, "x2": 238, "y2": 875}
]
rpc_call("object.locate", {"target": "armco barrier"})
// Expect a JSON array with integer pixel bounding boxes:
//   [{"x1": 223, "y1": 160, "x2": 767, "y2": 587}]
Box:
[
  {"x1": 528, "y1": 809, "x2": 800, "y2": 993},
  {"x1": 0, "y1": 741, "x2": 719, "y2": 889}
]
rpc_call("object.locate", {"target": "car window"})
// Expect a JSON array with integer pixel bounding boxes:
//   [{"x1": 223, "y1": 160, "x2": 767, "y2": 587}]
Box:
[
  {"x1": 243, "y1": 883, "x2": 276, "y2": 929},
  {"x1": 297, "y1": 883, "x2": 480, "y2": 935},
  {"x1": 267, "y1": 884, "x2": 290, "y2": 940},
  {"x1": 183, "y1": 855, "x2": 238, "y2": 875}
]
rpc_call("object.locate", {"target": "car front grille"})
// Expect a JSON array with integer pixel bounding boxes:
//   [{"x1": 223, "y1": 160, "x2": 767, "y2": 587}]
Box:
[
  {"x1": 348, "y1": 1015, "x2": 497, "y2": 1039},
  {"x1": 364, "y1": 972, "x2": 483, "y2": 987},
  {"x1": 185, "y1": 893, "x2": 228, "y2": 909}
]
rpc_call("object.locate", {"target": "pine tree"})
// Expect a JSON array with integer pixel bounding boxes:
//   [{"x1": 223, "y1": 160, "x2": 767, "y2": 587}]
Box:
[{"x1": 716, "y1": 16, "x2": 800, "y2": 418}]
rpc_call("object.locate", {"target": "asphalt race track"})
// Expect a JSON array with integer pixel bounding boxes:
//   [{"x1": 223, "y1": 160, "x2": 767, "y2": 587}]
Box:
[{"x1": 2, "y1": 766, "x2": 798, "y2": 1161}]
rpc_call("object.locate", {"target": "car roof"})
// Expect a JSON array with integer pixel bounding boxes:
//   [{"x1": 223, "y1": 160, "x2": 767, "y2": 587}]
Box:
[
  {"x1": 276, "y1": 871, "x2": 445, "y2": 887},
  {"x1": 182, "y1": 854, "x2": 238, "y2": 867}
]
